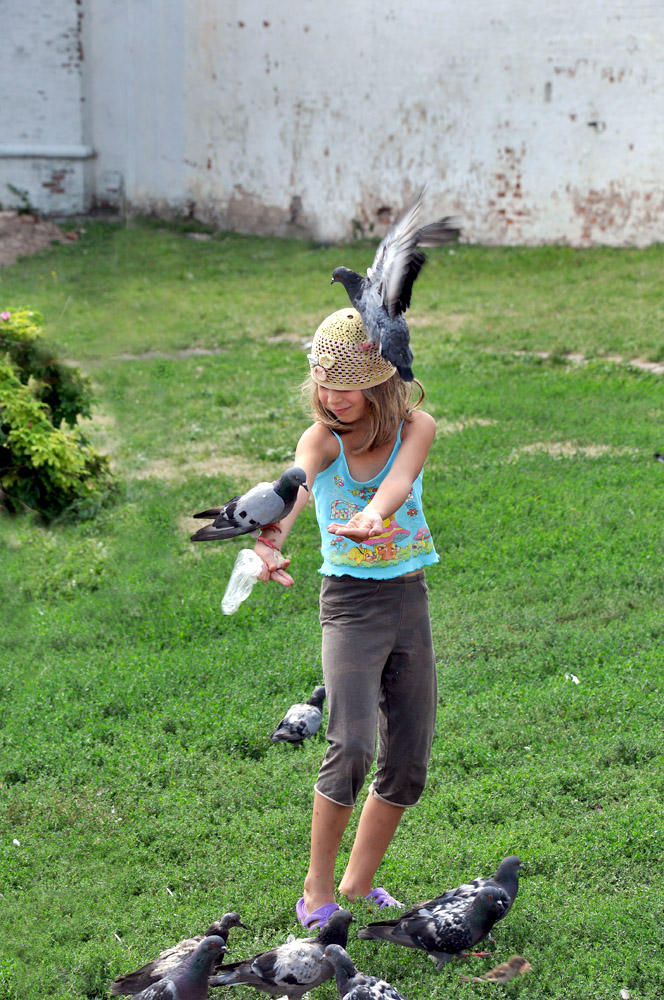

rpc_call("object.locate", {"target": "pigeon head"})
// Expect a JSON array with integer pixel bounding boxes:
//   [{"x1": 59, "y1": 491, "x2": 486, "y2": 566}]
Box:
[
  {"x1": 330, "y1": 266, "x2": 364, "y2": 300},
  {"x1": 307, "y1": 685, "x2": 326, "y2": 709},
  {"x1": 273, "y1": 466, "x2": 308, "y2": 503},
  {"x1": 206, "y1": 912, "x2": 249, "y2": 936},
  {"x1": 494, "y1": 855, "x2": 522, "y2": 900},
  {"x1": 317, "y1": 908, "x2": 354, "y2": 946},
  {"x1": 323, "y1": 944, "x2": 357, "y2": 980},
  {"x1": 469, "y1": 887, "x2": 511, "y2": 926},
  {"x1": 184, "y1": 935, "x2": 228, "y2": 976}
]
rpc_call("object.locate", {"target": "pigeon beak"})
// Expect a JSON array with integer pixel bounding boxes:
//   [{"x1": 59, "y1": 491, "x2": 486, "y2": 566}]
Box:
[
  {"x1": 302, "y1": 483, "x2": 309, "y2": 492},
  {"x1": 238, "y1": 921, "x2": 249, "y2": 930}
]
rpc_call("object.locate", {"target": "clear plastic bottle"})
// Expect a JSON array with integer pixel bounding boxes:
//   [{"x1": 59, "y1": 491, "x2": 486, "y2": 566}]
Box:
[{"x1": 221, "y1": 548, "x2": 265, "y2": 615}]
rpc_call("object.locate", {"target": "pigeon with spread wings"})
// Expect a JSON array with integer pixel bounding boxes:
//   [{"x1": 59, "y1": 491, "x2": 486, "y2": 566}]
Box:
[{"x1": 331, "y1": 192, "x2": 458, "y2": 381}]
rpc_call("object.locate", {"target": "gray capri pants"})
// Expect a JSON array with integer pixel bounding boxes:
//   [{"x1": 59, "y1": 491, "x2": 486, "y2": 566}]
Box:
[{"x1": 315, "y1": 571, "x2": 437, "y2": 809}]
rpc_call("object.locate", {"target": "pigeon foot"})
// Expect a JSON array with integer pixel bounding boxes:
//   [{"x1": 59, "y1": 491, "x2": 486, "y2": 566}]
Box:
[{"x1": 357, "y1": 340, "x2": 373, "y2": 352}]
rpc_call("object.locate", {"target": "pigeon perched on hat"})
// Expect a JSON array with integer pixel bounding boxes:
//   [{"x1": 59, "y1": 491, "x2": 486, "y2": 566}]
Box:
[
  {"x1": 190, "y1": 467, "x2": 308, "y2": 542},
  {"x1": 110, "y1": 913, "x2": 247, "y2": 996},
  {"x1": 331, "y1": 191, "x2": 459, "y2": 381}
]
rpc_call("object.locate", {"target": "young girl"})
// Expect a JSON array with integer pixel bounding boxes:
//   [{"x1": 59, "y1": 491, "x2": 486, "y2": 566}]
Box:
[{"x1": 254, "y1": 308, "x2": 438, "y2": 929}]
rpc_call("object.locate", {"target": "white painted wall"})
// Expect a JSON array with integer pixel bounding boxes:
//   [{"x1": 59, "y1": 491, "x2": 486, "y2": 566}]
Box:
[
  {"x1": 2, "y1": 0, "x2": 663, "y2": 244},
  {"x1": 0, "y1": 0, "x2": 94, "y2": 214}
]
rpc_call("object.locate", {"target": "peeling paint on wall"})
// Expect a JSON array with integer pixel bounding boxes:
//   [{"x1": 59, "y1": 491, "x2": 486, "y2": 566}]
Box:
[{"x1": 3, "y1": 0, "x2": 664, "y2": 244}]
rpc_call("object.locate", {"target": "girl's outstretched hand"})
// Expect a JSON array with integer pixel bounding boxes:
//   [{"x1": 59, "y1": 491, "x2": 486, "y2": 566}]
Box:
[
  {"x1": 327, "y1": 509, "x2": 384, "y2": 541},
  {"x1": 254, "y1": 540, "x2": 294, "y2": 587}
]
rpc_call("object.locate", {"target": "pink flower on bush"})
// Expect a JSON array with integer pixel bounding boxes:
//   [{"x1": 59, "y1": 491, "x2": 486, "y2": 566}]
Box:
[{"x1": 0, "y1": 312, "x2": 10, "y2": 321}]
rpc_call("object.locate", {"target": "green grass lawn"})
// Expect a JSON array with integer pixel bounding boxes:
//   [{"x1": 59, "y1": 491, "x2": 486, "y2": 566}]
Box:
[{"x1": 1, "y1": 221, "x2": 663, "y2": 1000}]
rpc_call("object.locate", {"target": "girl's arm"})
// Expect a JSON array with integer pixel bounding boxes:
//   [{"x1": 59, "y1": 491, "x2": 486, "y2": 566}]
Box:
[
  {"x1": 254, "y1": 422, "x2": 337, "y2": 586},
  {"x1": 327, "y1": 410, "x2": 436, "y2": 541}
]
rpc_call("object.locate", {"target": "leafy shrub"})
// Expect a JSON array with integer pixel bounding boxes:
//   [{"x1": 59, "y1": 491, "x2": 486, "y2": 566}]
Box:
[{"x1": 0, "y1": 308, "x2": 118, "y2": 521}]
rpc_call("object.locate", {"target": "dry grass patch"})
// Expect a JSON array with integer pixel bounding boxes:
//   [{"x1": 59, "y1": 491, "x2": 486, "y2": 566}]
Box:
[
  {"x1": 129, "y1": 451, "x2": 281, "y2": 484},
  {"x1": 508, "y1": 441, "x2": 640, "y2": 462},
  {"x1": 436, "y1": 416, "x2": 498, "y2": 435}
]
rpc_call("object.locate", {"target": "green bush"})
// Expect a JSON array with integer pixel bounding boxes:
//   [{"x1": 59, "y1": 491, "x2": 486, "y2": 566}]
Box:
[{"x1": 0, "y1": 307, "x2": 117, "y2": 520}]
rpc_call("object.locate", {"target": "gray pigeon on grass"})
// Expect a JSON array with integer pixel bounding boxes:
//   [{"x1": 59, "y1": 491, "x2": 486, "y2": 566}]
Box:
[
  {"x1": 208, "y1": 909, "x2": 354, "y2": 1000},
  {"x1": 123, "y1": 935, "x2": 226, "y2": 1000},
  {"x1": 111, "y1": 914, "x2": 247, "y2": 996},
  {"x1": 357, "y1": 885, "x2": 509, "y2": 970},
  {"x1": 190, "y1": 467, "x2": 308, "y2": 542},
  {"x1": 324, "y1": 944, "x2": 410, "y2": 1000},
  {"x1": 331, "y1": 192, "x2": 458, "y2": 381},
  {"x1": 416, "y1": 855, "x2": 522, "y2": 916},
  {"x1": 270, "y1": 686, "x2": 326, "y2": 744}
]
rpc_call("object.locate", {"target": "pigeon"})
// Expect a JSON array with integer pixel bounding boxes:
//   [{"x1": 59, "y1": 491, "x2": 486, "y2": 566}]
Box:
[
  {"x1": 208, "y1": 908, "x2": 354, "y2": 1000},
  {"x1": 357, "y1": 885, "x2": 510, "y2": 970},
  {"x1": 323, "y1": 944, "x2": 410, "y2": 1000},
  {"x1": 331, "y1": 192, "x2": 459, "y2": 381},
  {"x1": 414, "y1": 855, "x2": 522, "y2": 917},
  {"x1": 110, "y1": 914, "x2": 248, "y2": 996},
  {"x1": 459, "y1": 955, "x2": 532, "y2": 984},
  {"x1": 270, "y1": 685, "x2": 326, "y2": 744},
  {"x1": 190, "y1": 467, "x2": 308, "y2": 542},
  {"x1": 120, "y1": 935, "x2": 226, "y2": 1000}
]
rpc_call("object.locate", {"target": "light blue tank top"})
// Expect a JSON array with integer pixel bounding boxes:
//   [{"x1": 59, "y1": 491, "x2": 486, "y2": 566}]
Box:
[{"x1": 312, "y1": 423, "x2": 439, "y2": 579}]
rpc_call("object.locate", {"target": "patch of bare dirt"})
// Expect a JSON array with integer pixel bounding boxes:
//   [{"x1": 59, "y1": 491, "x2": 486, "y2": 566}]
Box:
[{"x1": 0, "y1": 212, "x2": 71, "y2": 267}]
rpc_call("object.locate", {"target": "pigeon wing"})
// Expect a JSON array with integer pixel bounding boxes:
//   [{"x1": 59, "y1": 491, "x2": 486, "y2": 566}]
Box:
[
  {"x1": 128, "y1": 977, "x2": 179, "y2": 1000},
  {"x1": 345, "y1": 978, "x2": 406, "y2": 1000},
  {"x1": 367, "y1": 194, "x2": 424, "y2": 318},
  {"x1": 192, "y1": 501, "x2": 239, "y2": 520},
  {"x1": 255, "y1": 939, "x2": 328, "y2": 989}
]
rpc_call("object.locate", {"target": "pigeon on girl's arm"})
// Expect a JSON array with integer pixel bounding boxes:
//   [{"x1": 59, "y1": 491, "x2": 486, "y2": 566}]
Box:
[
  {"x1": 190, "y1": 467, "x2": 308, "y2": 542},
  {"x1": 121, "y1": 936, "x2": 226, "y2": 1000},
  {"x1": 270, "y1": 686, "x2": 326, "y2": 744},
  {"x1": 324, "y1": 944, "x2": 410, "y2": 1000},
  {"x1": 208, "y1": 909, "x2": 354, "y2": 1000},
  {"x1": 331, "y1": 192, "x2": 458, "y2": 381},
  {"x1": 358, "y1": 886, "x2": 510, "y2": 971},
  {"x1": 111, "y1": 915, "x2": 247, "y2": 996}
]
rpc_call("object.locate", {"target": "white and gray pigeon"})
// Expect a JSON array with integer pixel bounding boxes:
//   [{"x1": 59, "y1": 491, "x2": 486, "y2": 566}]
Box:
[
  {"x1": 270, "y1": 685, "x2": 326, "y2": 744},
  {"x1": 413, "y1": 855, "x2": 522, "y2": 917},
  {"x1": 357, "y1": 885, "x2": 510, "y2": 971},
  {"x1": 190, "y1": 467, "x2": 308, "y2": 542},
  {"x1": 124, "y1": 935, "x2": 226, "y2": 1000},
  {"x1": 324, "y1": 944, "x2": 410, "y2": 1000},
  {"x1": 111, "y1": 914, "x2": 248, "y2": 996},
  {"x1": 331, "y1": 192, "x2": 459, "y2": 381},
  {"x1": 208, "y1": 908, "x2": 354, "y2": 1000}
]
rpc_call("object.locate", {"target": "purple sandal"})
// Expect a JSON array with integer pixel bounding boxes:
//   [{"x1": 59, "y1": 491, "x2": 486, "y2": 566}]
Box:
[
  {"x1": 296, "y1": 896, "x2": 340, "y2": 929},
  {"x1": 365, "y1": 887, "x2": 404, "y2": 908}
]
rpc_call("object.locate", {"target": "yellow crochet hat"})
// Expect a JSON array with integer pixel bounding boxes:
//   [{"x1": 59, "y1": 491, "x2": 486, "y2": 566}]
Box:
[{"x1": 307, "y1": 309, "x2": 396, "y2": 390}]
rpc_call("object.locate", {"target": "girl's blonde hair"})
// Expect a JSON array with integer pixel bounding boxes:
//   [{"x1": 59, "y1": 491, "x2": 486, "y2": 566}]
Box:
[{"x1": 303, "y1": 375, "x2": 426, "y2": 454}]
